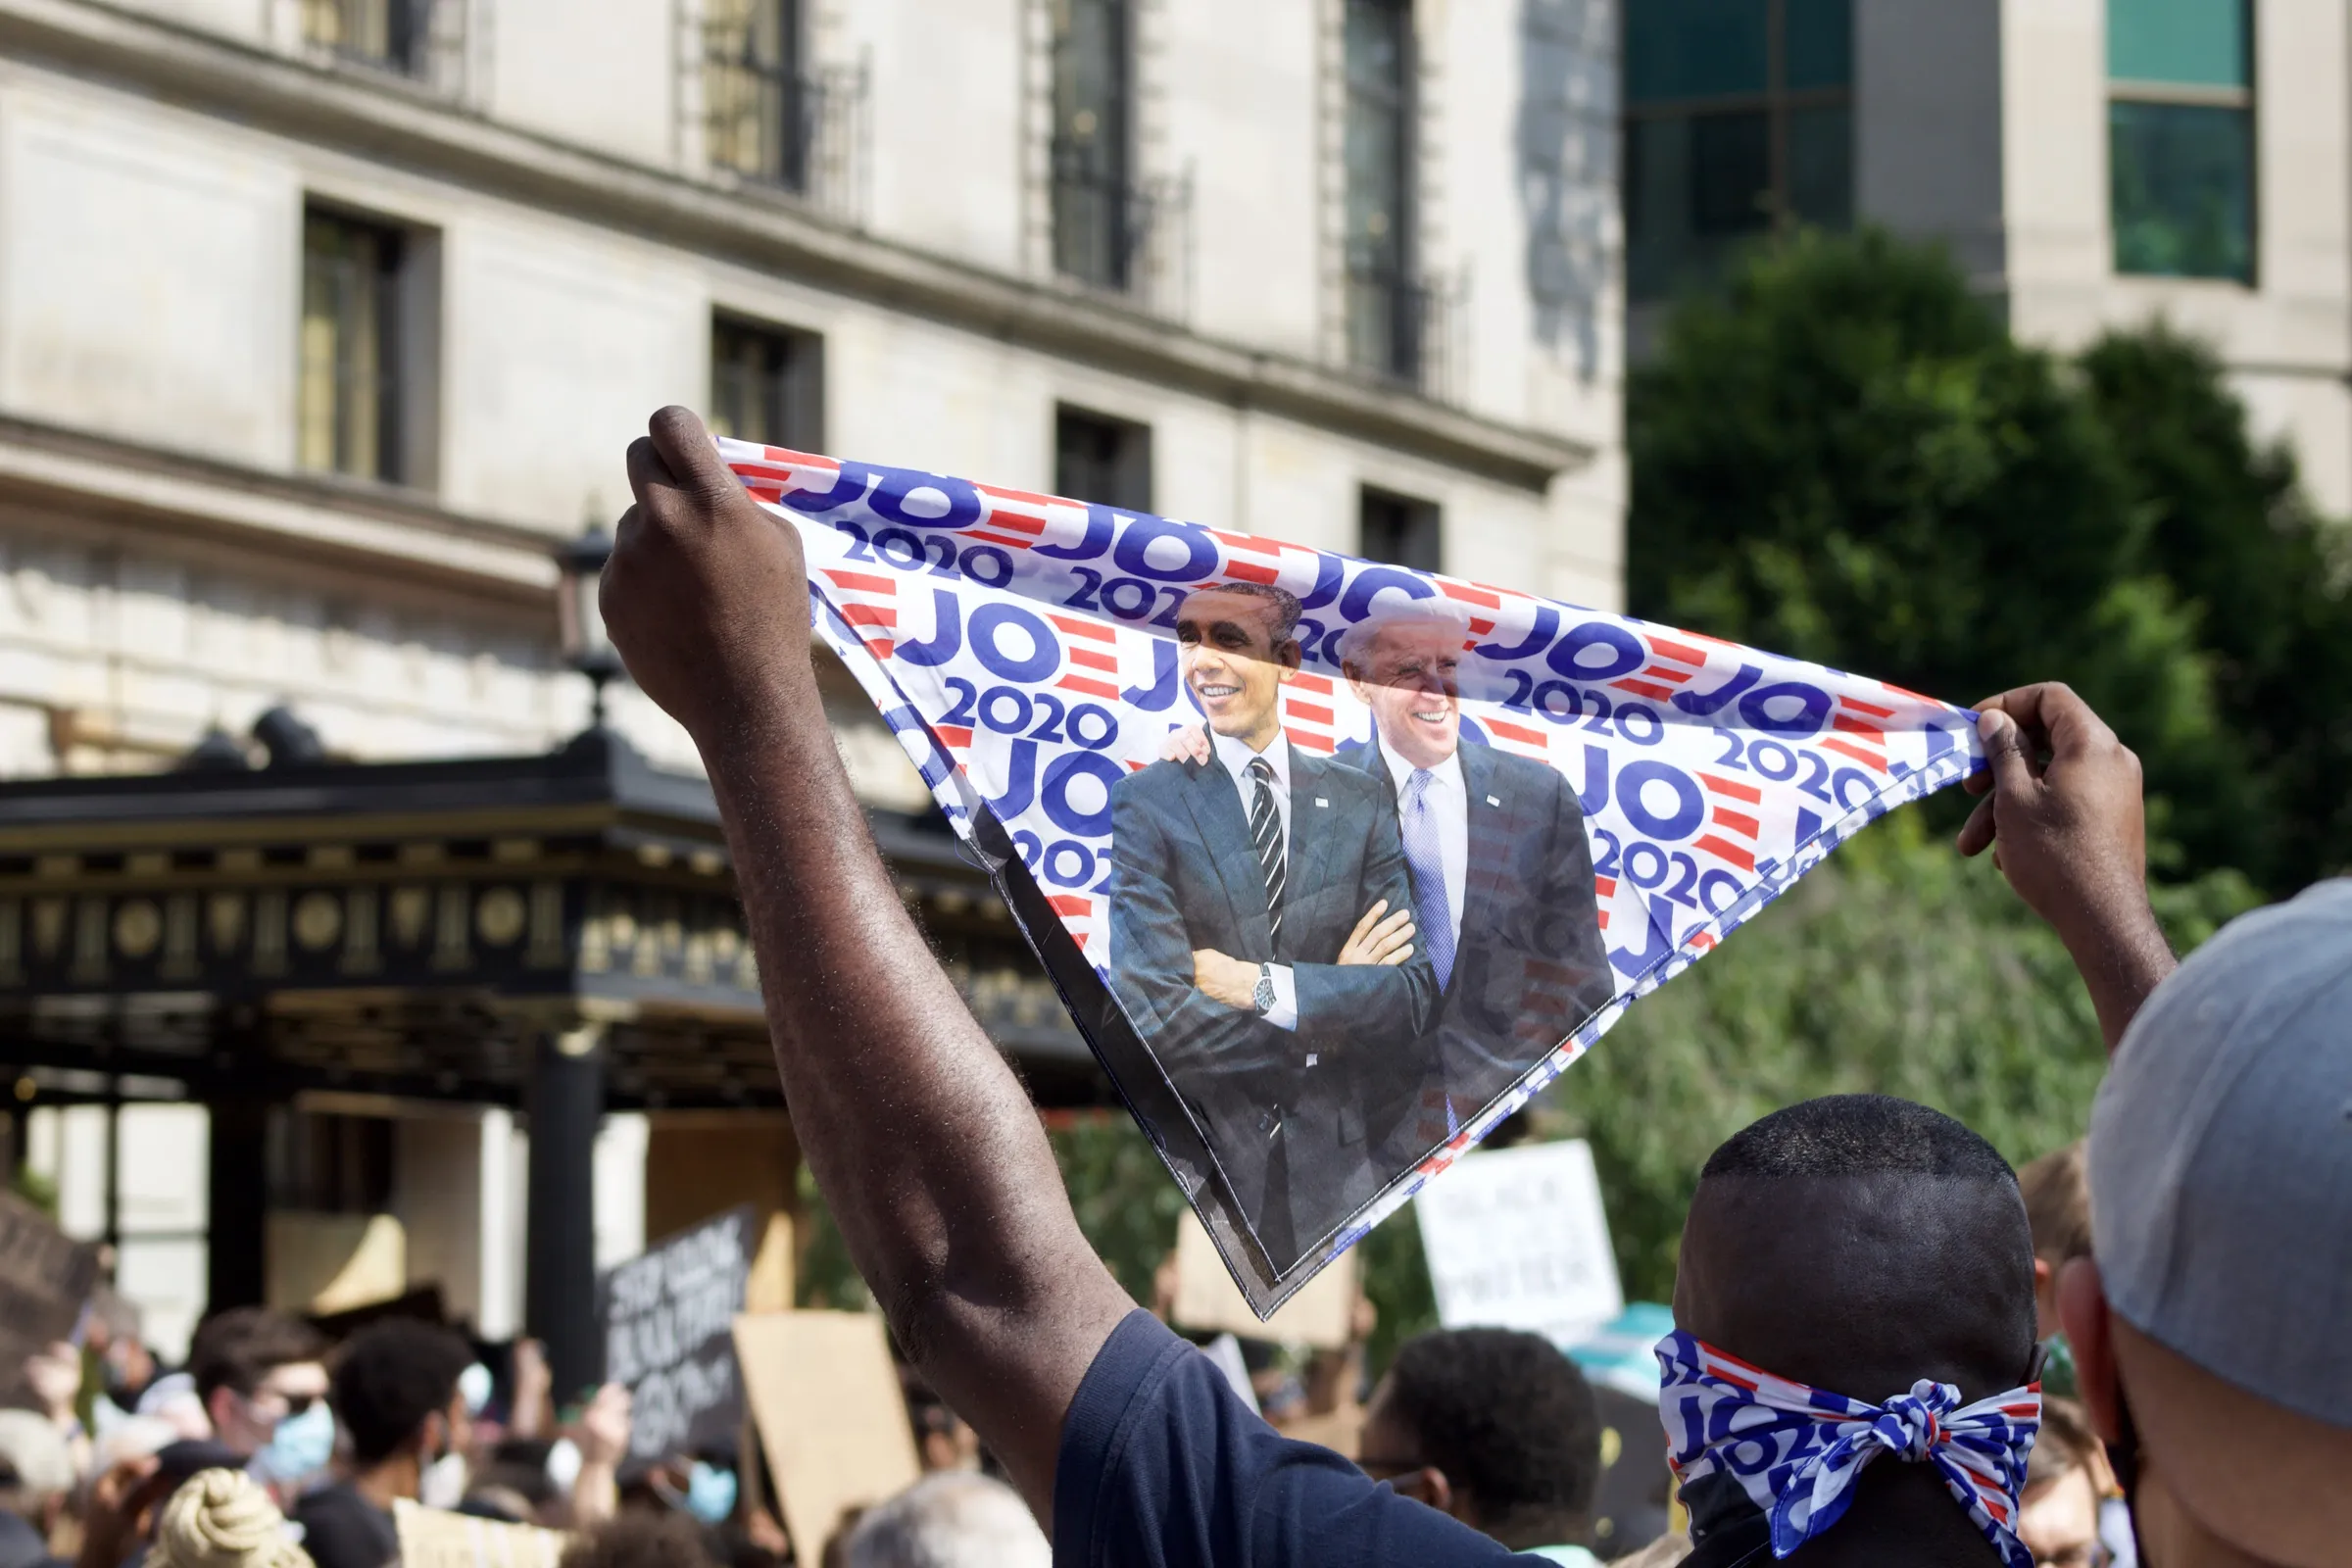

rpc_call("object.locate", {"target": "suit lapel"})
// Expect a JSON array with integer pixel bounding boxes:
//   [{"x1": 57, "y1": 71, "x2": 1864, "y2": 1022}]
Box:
[
  {"x1": 1285, "y1": 749, "x2": 1345, "y2": 946},
  {"x1": 1458, "y1": 741, "x2": 1513, "y2": 926},
  {"x1": 1180, "y1": 756, "x2": 1276, "y2": 956}
]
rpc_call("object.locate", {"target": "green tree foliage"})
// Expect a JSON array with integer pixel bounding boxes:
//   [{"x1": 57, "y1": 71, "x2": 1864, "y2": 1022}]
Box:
[{"x1": 1629, "y1": 227, "x2": 2349, "y2": 891}]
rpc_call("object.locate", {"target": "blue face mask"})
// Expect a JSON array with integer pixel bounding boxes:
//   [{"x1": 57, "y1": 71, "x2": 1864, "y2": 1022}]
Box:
[
  {"x1": 683, "y1": 1463, "x2": 738, "y2": 1526},
  {"x1": 255, "y1": 1399, "x2": 336, "y2": 1483}
]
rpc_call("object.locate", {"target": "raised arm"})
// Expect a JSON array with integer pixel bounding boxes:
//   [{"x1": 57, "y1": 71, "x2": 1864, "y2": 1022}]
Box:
[
  {"x1": 600, "y1": 409, "x2": 1134, "y2": 1518},
  {"x1": 1955, "y1": 682, "x2": 2176, "y2": 1052}
]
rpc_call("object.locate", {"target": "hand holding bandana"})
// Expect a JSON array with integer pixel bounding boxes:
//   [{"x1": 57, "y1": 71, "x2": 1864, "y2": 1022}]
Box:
[{"x1": 1655, "y1": 1330, "x2": 2041, "y2": 1566}]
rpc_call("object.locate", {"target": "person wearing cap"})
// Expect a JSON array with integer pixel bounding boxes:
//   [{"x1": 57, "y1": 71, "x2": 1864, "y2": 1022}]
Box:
[
  {"x1": 0, "y1": 1409, "x2": 74, "y2": 1568},
  {"x1": 1963, "y1": 681, "x2": 2352, "y2": 1568}
]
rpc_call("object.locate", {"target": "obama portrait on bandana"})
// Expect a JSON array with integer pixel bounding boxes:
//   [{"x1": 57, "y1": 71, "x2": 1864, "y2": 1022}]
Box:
[{"x1": 1107, "y1": 581, "x2": 1440, "y2": 1275}]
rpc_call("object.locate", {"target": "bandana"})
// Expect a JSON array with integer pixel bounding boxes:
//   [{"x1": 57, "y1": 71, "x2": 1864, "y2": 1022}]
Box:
[{"x1": 1654, "y1": 1329, "x2": 2041, "y2": 1567}]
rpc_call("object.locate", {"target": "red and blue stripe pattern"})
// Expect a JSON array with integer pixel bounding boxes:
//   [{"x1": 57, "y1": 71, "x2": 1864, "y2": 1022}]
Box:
[{"x1": 1654, "y1": 1329, "x2": 2041, "y2": 1567}]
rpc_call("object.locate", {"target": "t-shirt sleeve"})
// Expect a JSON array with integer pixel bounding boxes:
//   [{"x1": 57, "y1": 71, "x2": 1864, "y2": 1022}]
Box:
[{"x1": 1053, "y1": 1309, "x2": 1535, "y2": 1568}]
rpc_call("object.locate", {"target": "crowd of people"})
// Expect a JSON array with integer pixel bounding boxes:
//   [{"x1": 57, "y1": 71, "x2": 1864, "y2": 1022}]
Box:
[{"x1": 0, "y1": 404, "x2": 2337, "y2": 1568}]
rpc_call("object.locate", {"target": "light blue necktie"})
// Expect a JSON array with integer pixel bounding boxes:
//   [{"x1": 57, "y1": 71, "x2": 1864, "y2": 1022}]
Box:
[{"x1": 1401, "y1": 768, "x2": 1455, "y2": 994}]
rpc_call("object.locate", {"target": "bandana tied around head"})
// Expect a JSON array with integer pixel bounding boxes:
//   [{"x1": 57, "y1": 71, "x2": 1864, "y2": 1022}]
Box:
[{"x1": 1653, "y1": 1330, "x2": 2040, "y2": 1567}]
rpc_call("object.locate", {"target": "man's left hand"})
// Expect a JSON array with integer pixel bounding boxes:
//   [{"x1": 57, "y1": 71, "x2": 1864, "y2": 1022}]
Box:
[{"x1": 1193, "y1": 949, "x2": 1259, "y2": 1009}]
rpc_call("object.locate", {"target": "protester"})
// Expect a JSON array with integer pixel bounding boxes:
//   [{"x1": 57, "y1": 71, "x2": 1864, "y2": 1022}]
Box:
[
  {"x1": 2018, "y1": 1397, "x2": 2108, "y2": 1568},
  {"x1": 146, "y1": 1470, "x2": 310, "y2": 1568},
  {"x1": 593, "y1": 411, "x2": 2176, "y2": 1566},
  {"x1": 291, "y1": 1320, "x2": 474, "y2": 1568},
  {"x1": 1353, "y1": 1329, "x2": 1603, "y2": 1563},
  {"x1": 186, "y1": 1311, "x2": 329, "y2": 1474},
  {"x1": 0, "y1": 1410, "x2": 74, "y2": 1568},
  {"x1": 842, "y1": 1475, "x2": 1048, "y2": 1568},
  {"x1": 2018, "y1": 1143, "x2": 2089, "y2": 1343}
]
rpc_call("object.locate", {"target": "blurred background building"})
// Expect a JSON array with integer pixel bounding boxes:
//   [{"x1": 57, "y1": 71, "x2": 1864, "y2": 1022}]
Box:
[
  {"x1": 0, "y1": 0, "x2": 1622, "y2": 1359},
  {"x1": 1626, "y1": 0, "x2": 2352, "y2": 513}
]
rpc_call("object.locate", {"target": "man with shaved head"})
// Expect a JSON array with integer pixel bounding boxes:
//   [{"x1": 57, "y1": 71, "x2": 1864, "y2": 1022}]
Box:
[{"x1": 1666, "y1": 1095, "x2": 2043, "y2": 1566}]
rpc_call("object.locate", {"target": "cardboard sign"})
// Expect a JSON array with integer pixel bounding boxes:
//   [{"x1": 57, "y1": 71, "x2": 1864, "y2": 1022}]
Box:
[
  {"x1": 1169, "y1": 1209, "x2": 1359, "y2": 1350},
  {"x1": 1413, "y1": 1140, "x2": 1623, "y2": 1341},
  {"x1": 598, "y1": 1204, "x2": 752, "y2": 1463},
  {"x1": 0, "y1": 1192, "x2": 98, "y2": 1405},
  {"x1": 393, "y1": 1500, "x2": 565, "y2": 1568},
  {"x1": 734, "y1": 1311, "x2": 920, "y2": 1561}
]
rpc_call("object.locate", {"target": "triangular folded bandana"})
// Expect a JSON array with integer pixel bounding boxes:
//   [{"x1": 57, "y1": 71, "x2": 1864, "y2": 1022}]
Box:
[{"x1": 723, "y1": 441, "x2": 1984, "y2": 1314}]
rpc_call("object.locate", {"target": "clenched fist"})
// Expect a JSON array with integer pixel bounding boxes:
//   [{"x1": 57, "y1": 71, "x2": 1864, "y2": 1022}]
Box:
[{"x1": 602, "y1": 407, "x2": 812, "y2": 746}]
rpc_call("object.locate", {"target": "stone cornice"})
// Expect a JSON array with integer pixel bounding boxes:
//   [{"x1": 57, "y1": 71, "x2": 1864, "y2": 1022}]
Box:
[
  {"x1": 0, "y1": 0, "x2": 1591, "y2": 493},
  {"x1": 0, "y1": 412, "x2": 560, "y2": 606}
]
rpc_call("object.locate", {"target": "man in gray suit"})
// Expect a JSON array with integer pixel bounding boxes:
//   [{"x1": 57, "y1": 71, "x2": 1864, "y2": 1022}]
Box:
[
  {"x1": 1334, "y1": 602, "x2": 1613, "y2": 1162},
  {"x1": 1109, "y1": 581, "x2": 1439, "y2": 1275}
]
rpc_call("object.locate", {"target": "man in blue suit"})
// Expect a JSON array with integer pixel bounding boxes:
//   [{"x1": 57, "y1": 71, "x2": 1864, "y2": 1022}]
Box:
[
  {"x1": 1334, "y1": 602, "x2": 1613, "y2": 1163},
  {"x1": 1109, "y1": 581, "x2": 1439, "y2": 1276}
]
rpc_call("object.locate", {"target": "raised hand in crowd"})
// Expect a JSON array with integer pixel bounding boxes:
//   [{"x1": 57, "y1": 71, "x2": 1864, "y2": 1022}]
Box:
[
  {"x1": 1957, "y1": 682, "x2": 2175, "y2": 1049},
  {"x1": 563, "y1": 1383, "x2": 632, "y2": 1528}
]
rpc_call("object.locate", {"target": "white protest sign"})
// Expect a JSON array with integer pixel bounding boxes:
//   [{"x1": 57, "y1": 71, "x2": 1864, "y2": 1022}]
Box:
[{"x1": 1413, "y1": 1140, "x2": 1622, "y2": 1341}]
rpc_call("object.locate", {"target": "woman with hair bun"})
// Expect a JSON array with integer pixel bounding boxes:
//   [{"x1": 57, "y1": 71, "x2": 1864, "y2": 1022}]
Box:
[{"x1": 148, "y1": 1470, "x2": 314, "y2": 1568}]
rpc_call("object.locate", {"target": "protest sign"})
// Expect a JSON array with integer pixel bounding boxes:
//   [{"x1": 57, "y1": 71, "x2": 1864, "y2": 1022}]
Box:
[
  {"x1": 1413, "y1": 1140, "x2": 1622, "y2": 1342},
  {"x1": 725, "y1": 442, "x2": 1984, "y2": 1314},
  {"x1": 393, "y1": 1500, "x2": 565, "y2": 1568},
  {"x1": 1170, "y1": 1208, "x2": 1359, "y2": 1350},
  {"x1": 733, "y1": 1311, "x2": 919, "y2": 1562},
  {"x1": 0, "y1": 1191, "x2": 98, "y2": 1405},
  {"x1": 598, "y1": 1205, "x2": 751, "y2": 1463}
]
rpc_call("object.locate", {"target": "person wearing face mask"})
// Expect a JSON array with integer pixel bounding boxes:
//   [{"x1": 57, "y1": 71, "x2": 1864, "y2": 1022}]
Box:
[
  {"x1": 187, "y1": 1311, "x2": 332, "y2": 1474},
  {"x1": 292, "y1": 1322, "x2": 474, "y2": 1568}
]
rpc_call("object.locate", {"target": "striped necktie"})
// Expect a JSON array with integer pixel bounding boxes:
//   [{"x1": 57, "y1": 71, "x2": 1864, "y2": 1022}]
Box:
[{"x1": 1248, "y1": 756, "x2": 1286, "y2": 943}]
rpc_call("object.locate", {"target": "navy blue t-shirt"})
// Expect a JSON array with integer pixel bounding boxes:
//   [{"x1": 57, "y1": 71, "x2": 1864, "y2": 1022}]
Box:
[{"x1": 1053, "y1": 1309, "x2": 1545, "y2": 1566}]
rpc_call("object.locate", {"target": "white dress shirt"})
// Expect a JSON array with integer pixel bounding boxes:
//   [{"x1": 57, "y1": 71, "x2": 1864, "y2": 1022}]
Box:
[
  {"x1": 1379, "y1": 739, "x2": 1468, "y2": 951},
  {"x1": 1208, "y1": 727, "x2": 1298, "y2": 1031}
]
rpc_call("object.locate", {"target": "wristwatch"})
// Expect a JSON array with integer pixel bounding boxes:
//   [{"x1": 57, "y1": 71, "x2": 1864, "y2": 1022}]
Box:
[{"x1": 1253, "y1": 962, "x2": 1276, "y2": 1016}]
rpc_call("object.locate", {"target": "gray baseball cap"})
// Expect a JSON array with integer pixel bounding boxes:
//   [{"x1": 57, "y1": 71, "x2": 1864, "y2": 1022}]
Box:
[{"x1": 2086, "y1": 877, "x2": 2352, "y2": 1427}]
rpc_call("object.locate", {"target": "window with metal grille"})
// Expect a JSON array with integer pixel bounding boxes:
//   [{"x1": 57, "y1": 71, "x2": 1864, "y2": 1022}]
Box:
[
  {"x1": 1051, "y1": 0, "x2": 1135, "y2": 289},
  {"x1": 1343, "y1": 0, "x2": 1421, "y2": 381},
  {"x1": 706, "y1": 0, "x2": 813, "y2": 190},
  {"x1": 1054, "y1": 406, "x2": 1152, "y2": 513},
  {"x1": 2109, "y1": 0, "x2": 2254, "y2": 283},
  {"x1": 301, "y1": 0, "x2": 434, "y2": 75},
  {"x1": 710, "y1": 316, "x2": 824, "y2": 451},
  {"x1": 1623, "y1": 0, "x2": 1853, "y2": 303},
  {"x1": 298, "y1": 210, "x2": 407, "y2": 484},
  {"x1": 1359, "y1": 487, "x2": 1442, "y2": 574}
]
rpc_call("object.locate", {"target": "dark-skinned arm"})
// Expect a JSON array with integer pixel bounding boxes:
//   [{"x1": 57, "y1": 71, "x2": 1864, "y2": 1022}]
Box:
[
  {"x1": 1955, "y1": 682, "x2": 2176, "y2": 1052},
  {"x1": 600, "y1": 409, "x2": 1135, "y2": 1521}
]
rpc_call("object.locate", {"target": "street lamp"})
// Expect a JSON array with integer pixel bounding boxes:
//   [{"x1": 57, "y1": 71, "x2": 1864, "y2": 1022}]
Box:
[{"x1": 558, "y1": 525, "x2": 619, "y2": 727}]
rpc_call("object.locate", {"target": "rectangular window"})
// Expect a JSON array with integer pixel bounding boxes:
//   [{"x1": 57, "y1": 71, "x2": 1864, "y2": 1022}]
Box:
[
  {"x1": 1344, "y1": 0, "x2": 1421, "y2": 382},
  {"x1": 301, "y1": 0, "x2": 433, "y2": 74},
  {"x1": 1054, "y1": 407, "x2": 1152, "y2": 513},
  {"x1": 1051, "y1": 0, "x2": 1135, "y2": 289},
  {"x1": 298, "y1": 210, "x2": 409, "y2": 484},
  {"x1": 1624, "y1": 0, "x2": 1854, "y2": 302},
  {"x1": 1359, "y1": 487, "x2": 1442, "y2": 574},
  {"x1": 710, "y1": 317, "x2": 823, "y2": 451},
  {"x1": 707, "y1": 0, "x2": 810, "y2": 190},
  {"x1": 2108, "y1": 0, "x2": 2253, "y2": 283}
]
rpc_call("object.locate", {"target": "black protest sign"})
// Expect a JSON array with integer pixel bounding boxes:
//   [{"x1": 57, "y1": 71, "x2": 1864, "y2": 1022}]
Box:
[
  {"x1": 0, "y1": 1192, "x2": 99, "y2": 1404},
  {"x1": 598, "y1": 1204, "x2": 752, "y2": 1463}
]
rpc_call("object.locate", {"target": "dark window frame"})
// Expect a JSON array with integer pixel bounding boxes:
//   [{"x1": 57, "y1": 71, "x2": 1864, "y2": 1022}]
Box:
[
  {"x1": 1622, "y1": 0, "x2": 1854, "y2": 303},
  {"x1": 298, "y1": 206, "x2": 412, "y2": 486},
  {"x1": 1051, "y1": 0, "x2": 1140, "y2": 290},
  {"x1": 1358, "y1": 486, "x2": 1443, "y2": 575},
  {"x1": 300, "y1": 0, "x2": 438, "y2": 77},
  {"x1": 1054, "y1": 405, "x2": 1153, "y2": 514},
  {"x1": 1343, "y1": 0, "x2": 1425, "y2": 383},
  {"x1": 710, "y1": 314, "x2": 826, "y2": 453},
  {"x1": 706, "y1": 0, "x2": 819, "y2": 192},
  {"x1": 2107, "y1": 0, "x2": 2257, "y2": 285}
]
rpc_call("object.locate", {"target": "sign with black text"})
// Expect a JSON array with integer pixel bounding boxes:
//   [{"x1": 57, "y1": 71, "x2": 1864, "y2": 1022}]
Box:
[
  {"x1": 1413, "y1": 1140, "x2": 1622, "y2": 1342},
  {"x1": 597, "y1": 1204, "x2": 751, "y2": 1462}
]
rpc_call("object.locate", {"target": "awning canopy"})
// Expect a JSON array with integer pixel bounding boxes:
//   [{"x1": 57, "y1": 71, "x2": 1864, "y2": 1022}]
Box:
[{"x1": 0, "y1": 727, "x2": 1108, "y2": 1110}]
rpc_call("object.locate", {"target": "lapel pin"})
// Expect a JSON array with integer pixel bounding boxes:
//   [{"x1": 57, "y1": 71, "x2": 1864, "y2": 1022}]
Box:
[
  {"x1": 1315, "y1": 797, "x2": 1329, "y2": 808},
  {"x1": 1486, "y1": 795, "x2": 1501, "y2": 808}
]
